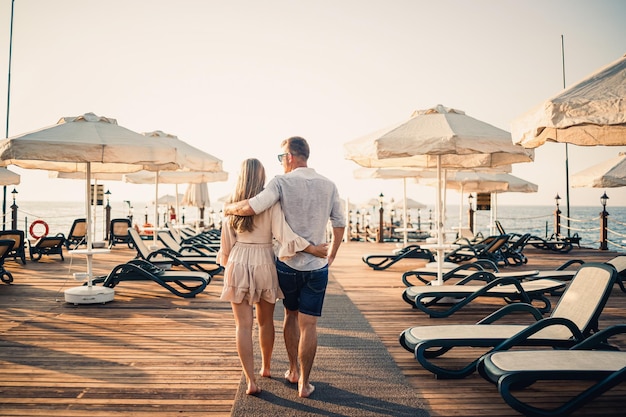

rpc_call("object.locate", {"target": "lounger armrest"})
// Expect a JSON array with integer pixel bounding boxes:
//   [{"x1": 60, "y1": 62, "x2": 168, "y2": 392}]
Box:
[
  {"x1": 186, "y1": 242, "x2": 219, "y2": 252},
  {"x1": 452, "y1": 237, "x2": 472, "y2": 246},
  {"x1": 179, "y1": 246, "x2": 211, "y2": 256},
  {"x1": 492, "y1": 316, "x2": 585, "y2": 352},
  {"x1": 457, "y1": 271, "x2": 498, "y2": 285},
  {"x1": 572, "y1": 324, "x2": 626, "y2": 350},
  {"x1": 556, "y1": 259, "x2": 585, "y2": 270},
  {"x1": 473, "y1": 259, "x2": 499, "y2": 271},
  {"x1": 477, "y1": 302, "x2": 544, "y2": 325}
]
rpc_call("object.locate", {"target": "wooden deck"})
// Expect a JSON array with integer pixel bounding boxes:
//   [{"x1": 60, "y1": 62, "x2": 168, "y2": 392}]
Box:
[{"x1": 0, "y1": 240, "x2": 625, "y2": 416}]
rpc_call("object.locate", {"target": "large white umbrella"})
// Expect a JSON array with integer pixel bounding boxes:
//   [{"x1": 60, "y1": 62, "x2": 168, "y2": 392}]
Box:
[
  {"x1": 140, "y1": 131, "x2": 223, "y2": 236},
  {"x1": 0, "y1": 168, "x2": 20, "y2": 186},
  {"x1": 512, "y1": 55, "x2": 626, "y2": 239},
  {"x1": 571, "y1": 152, "x2": 626, "y2": 188},
  {"x1": 182, "y1": 183, "x2": 211, "y2": 228},
  {"x1": 0, "y1": 113, "x2": 212, "y2": 304},
  {"x1": 345, "y1": 105, "x2": 534, "y2": 284},
  {"x1": 512, "y1": 54, "x2": 626, "y2": 148},
  {"x1": 421, "y1": 172, "x2": 538, "y2": 234}
]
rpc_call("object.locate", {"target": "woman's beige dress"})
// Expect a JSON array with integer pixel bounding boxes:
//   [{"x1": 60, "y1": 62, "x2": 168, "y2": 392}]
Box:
[{"x1": 217, "y1": 202, "x2": 311, "y2": 305}]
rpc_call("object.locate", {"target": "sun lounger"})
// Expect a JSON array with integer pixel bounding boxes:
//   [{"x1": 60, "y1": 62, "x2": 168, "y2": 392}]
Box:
[
  {"x1": 0, "y1": 239, "x2": 15, "y2": 284},
  {"x1": 444, "y1": 234, "x2": 510, "y2": 266},
  {"x1": 362, "y1": 244, "x2": 435, "y2": 270},
  {"x1": 398, "y1": 263, "x2": 616, "y2": 378},
  {"x1": 128, "y1": 228, "x2": 222, "y2": 274},
  {"x1": 537, "y1": 255, "x2": 626, "y2": 292},
  {"x1": 28, "y1": 233, "x2": 65, "y2": 261},
  {"x1": 158, "y1": 230, "x2": 218, "y2": 257},
  {"x1": 500, "y1": 233, "x2": 532, "y2": 266},
  {"x1": 402, "y1": 260, "x2": 500, "y2": 287},
  {"x1": 108, "y1": 218, "x2": 134, "y2": 248},
  {"x1": 495, "y1": 220, "x2": 574, "y2": 253},
  {"x1": 402, "y1": 276, "x2": 565, "y2": 317},
  {"x1": 91, "y1": 259, "x2": 210, "y2": 298},
  {"x1": 477, "y1": 324, "x2": 626, "y2": 417},
  {"x1": 64, "y1": 218, "x2": 86, "y2": 250},
  {"x1": 0, "y1": 229, "x2": 26, "y2": 264}
]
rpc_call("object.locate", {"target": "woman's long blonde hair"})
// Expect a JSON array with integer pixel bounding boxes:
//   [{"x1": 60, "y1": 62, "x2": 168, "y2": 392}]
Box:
[{"x1": 229, "y1": 158, "x2": 266, "y2": 233}]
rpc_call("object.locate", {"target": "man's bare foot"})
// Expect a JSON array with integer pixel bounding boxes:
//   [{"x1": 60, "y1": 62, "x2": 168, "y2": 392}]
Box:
[
  {"x1": 298, "y1": 382, "x2": 315, "y2": 398},
  {"x1": 284, "y1": 369, "x2": 298, "y2": 384},
  {"x1": 260, "y1": 368, "x2": 271, "y2": 378},
  {"x1": 246, "y1": 381, "x2": 261, "y2": 395}
]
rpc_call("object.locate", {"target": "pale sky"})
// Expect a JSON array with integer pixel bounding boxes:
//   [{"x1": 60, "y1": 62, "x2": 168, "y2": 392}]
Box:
[{"x1": 1, "y1": 0, "x2": 625, "y2": 210}]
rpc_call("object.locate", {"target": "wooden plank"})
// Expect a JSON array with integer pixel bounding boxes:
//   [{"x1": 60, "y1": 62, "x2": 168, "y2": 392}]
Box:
[{"x1": 1, "y1": 240, "x2": 625, "y2": 416}]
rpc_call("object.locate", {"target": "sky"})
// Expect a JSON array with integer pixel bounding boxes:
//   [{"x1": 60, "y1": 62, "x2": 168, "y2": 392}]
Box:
[{"x1": 0, "y1": 0, "x2": 625, "y2": 211}]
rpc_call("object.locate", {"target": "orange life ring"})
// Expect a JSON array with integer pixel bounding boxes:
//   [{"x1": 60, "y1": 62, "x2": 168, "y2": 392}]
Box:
[{"x1": 29, "y1": 220, "x2": 49, "y2": 240}]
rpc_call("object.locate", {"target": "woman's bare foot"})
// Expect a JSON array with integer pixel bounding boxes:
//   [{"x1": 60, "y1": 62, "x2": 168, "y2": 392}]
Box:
[
  {"x1": 246, "y1": 381, "x2": 261, "y2": 395},
  {"x1": 298, "y1": 382, "x2": 315, "y2": 398},
  {"x1": 284, "y1": 369, "x2": 298, "y2": 384},
  {"x1": 259, "y1": 368, "x2": 271, "y2": 378}
]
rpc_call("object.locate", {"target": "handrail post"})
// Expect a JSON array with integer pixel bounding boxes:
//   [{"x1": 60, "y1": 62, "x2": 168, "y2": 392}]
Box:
[
  {"x1": 553, "y1": 194, "x2": 561, "y2": 237},
  {"x1": 10, "y1": 200, "x2": 17, "y2": 230},
  {"x1": 600, "y1": 207, "x2": 609, "y2": 251},
  {"x1": 554, "y1": 207, "x2": 561, "y2": 237},
  {"x1": 378, "y1": 205, "x2": 384, "y2": 243}
]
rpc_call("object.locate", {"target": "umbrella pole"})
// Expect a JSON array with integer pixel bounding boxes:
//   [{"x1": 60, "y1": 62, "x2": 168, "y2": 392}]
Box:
[
  {"x1": 63, "y1": 161, "x2": 114, "y2": 305},
  {"x1": 175, "y1": 183, "x2": 180, "y2": 225},
  {"x1": 459, "y1": 184, "x2": 464, "y2": 232},
  {"x1": 153, "y1": 173, "x2": 159, "y2": 243},
  {"x1": 86, "y1": 162, "x2": 93, "y2": 285},
  {"x1": 436, "y1": 156, "x2": 443, "y2": 285},
  {"x1": 403, "y1": 178, "x2": 408, "y2": 245}
]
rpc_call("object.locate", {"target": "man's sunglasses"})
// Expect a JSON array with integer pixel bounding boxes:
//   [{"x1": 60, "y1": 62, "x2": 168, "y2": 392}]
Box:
[{"x1": 277, "y1": 152, "x2": 290, "y2": 163}]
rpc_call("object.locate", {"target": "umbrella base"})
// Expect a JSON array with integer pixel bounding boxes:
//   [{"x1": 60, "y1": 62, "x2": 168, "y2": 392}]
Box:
[{"x1": 64, "y1": 285, "x2": 114, "y2": 304}]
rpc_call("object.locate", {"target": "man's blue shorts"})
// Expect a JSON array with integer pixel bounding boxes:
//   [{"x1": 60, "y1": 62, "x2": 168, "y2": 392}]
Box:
[{"x1": 276, "y1": 260, "x2": 328, "y2": 317}]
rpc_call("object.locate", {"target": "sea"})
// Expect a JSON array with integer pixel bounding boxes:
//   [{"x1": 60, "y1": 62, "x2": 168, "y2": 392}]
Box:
[
  {"x1": 351, "y1": 204, "x2": 626, "y2": 253},
  {"x1": 8, "y1": 201, "x2": 626, "y2": 253},
  {"x1": 11, "y1": 201, "x2": 212, "y2": 241}
]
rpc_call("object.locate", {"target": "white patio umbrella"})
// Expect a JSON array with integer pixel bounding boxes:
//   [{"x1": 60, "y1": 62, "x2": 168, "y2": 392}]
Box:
[
  {"x1": 512, "y1": 54, "x2": 626, "y2": 148},
  {"x1": 393, "y1": 198, "x2": 426, "y2": 210},
  {"x1": 571, "y1": 152, "x2": 626, "y2": 188},
  {"x1": 512, "y1": 55, "x2": 626, "y2": 238},
  {"x1": 140, "y1": 131, "x2": 223, "y2": 238},
  {"x1": 345, "y1": 105, "x2": 534, "y2": 284},
  {"x1": 154, "y1": 194, "x2": 184, "y2": 205},
  {"x1": 0, "y1": 112, "x2": 218, "y2": 304},
  {"x1": 0, "y1": 167, "x2": 20, "y2": 185},
  {"x1": 422, "y1": 172, "x2": 538, "y2": 234},
  {"x1": 182, "y1": 183, "x2": 211, "y2": 228}
]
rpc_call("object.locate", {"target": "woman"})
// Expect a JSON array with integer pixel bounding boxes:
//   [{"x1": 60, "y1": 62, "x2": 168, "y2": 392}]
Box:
[{"x1": 217, "y1": 158, "x2": 327, "y2": 395}]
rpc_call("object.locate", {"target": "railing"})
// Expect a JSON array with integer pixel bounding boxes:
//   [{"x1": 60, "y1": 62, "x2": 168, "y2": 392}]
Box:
[{"x1": 606, "y1": 216, "x2": 626, "y2": 251}]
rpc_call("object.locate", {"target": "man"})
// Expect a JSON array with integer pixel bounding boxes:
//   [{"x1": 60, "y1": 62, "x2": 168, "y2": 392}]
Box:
[{"x1": 224, "y1": 136, "x2": 345, "y2": 398}]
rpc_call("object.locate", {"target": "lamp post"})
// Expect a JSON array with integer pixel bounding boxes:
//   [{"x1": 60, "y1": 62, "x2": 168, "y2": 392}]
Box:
[
  {"x1": 468, "y1": 193, "x2": 474, "y2": 233},
  {"x1": 600, "y1": 192, "x2": 609, "y2": 250},
  {"x1": 10, "y1": 188, "x2": 17, "y2": 230},
  {"x1": 416, "y1": 208, "x2": 421, "y2": 231},
  {"x1": 554, "y1": 193, "x2": 561, "y2": 237},
  {"x1": 104, "y1": 190, "x2": 111, "y2": 240},
  {"x1": 378, "y1": 192, "x2": 384, "y2": 243}
]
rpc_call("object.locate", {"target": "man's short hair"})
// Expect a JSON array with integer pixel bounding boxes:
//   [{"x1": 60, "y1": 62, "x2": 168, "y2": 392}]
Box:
[{"x1": 282, "y1": 136, "x2": 310, "y2": 160}]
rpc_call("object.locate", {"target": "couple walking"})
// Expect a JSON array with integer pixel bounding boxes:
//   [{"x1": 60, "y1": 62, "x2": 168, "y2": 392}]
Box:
[{"x1": 217, "y1": 136, "x2": 346, "y2": 397}]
